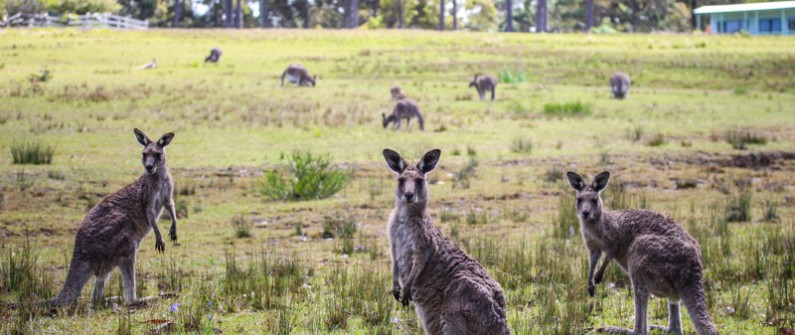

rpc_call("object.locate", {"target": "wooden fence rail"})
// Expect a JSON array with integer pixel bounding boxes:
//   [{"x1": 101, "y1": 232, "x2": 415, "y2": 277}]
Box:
[{"x1": 1, "y1": 12, "x2": 148, "y2": 30}]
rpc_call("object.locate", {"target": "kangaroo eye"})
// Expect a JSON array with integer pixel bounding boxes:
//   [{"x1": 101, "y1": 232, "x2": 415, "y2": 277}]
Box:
[
  {"x1": 155, "y1": 153, "x2": 162, "y2": 159},
  {"x1": 576, "y1": 199, "x2": 582, "y2": 205}
]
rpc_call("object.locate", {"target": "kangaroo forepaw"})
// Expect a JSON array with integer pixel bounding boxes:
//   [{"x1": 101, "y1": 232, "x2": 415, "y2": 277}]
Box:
[
  {"x1": 392, "y1": 286, "x2": 401, "y2": 302},
  {"x1": 588, "y1": 283, "x2": 595, "y2": 297},
  {"x1": 594, "y1": 272, "x2": 603, "y2": 284},
  {"x1": 155, "y1": 239, "x2": 165, "y2": 253},
  {"x1": 169, "y1": 226, "x2": 177, "y2": 243},
  {"x1": 400, "y1": 287, "x2": 412, "y2": 306}
]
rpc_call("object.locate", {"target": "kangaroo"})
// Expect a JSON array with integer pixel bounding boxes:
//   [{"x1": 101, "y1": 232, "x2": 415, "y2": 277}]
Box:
[
  {"x1": 384, "y1": 149, "x2": 510, "y2": 335},
  {"x1": 383, "y1": 99, "x2": 424, "y2": 131},
  {"x1": 205, "y1": 47, "x2": 222, "y2": 63},
  {"x1": 280, "y1": 63, "x2": 316, "y2": 87},
  {"x1": 391, "y1": 85, "x2": 408, "y2": 101},
  {"x1": 49, "y1": 129, "x2": 178, "y2": 307},
  {"x1": 468, "y1": 75, "x2": 497, "y2": 101},
  {"x1": 140, "y1": 59, "x2": 157, "y2": 70},
  {"x1": 566, "y1": 171, "x2": 717, "y2": 335},
  {"x1": 610, "y1": 72, "x2": 631, "y2": 99}
]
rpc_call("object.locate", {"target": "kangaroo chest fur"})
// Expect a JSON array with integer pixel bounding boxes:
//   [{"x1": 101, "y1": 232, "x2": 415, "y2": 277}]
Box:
[{"x1": 388, "y1": 208, "x2": 428, "y2": 287}]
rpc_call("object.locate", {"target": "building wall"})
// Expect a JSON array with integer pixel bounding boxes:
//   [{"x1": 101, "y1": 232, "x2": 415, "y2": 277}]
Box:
[{"x1": 708, "y1": 8, "x2": 795, "y2": 35}]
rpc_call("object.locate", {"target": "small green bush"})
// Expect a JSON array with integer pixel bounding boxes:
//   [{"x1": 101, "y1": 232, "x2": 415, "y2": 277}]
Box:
[
  {"x1": 11, "y1": 140, "x2": 55, "y2": 165},
  {"x1": 542, "y1": 101, "x2": 592, "y2": 117},
  {"x1": 258, "y1": 151, "x2": 351, "y2": 201},
  {"x1": 497, "y1": 69, "x2": 527, "y2": 83}
]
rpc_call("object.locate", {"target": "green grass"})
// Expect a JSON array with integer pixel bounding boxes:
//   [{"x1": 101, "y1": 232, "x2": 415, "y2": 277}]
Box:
[
  {"x1": 0, "y1": 29, "x2": 794, "y2": 334},
  {"x1": 542, "y1": 101, "x2": 592, "y2": 117},
  {"x1": 10, "y1": 140, "x2": 55, "y2": 165}
]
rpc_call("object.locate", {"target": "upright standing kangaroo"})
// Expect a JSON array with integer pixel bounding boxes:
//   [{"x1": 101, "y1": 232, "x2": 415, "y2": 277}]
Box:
[
  {"x1": 567, "y1": 171, "x2": 717, "y2": 335},
  {"x1": 280, "y1": 63, "x2": 316, "y2": 87},
  {"x1": 50, "y1": 129, "x2": 178, "y2": 307},
  {"x1": 610, "y1": 72, "x2": 631, "y2": 99},
  {"x1": 468, "y1": 75, "x2": 497, "y2": 101},
  {"x1": 384, "y1": 149, "x2": 510, "y2": 335}
]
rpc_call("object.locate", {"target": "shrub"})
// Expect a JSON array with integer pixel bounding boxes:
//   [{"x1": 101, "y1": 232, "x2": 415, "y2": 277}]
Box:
[
  {"x1": 11, "y1": 140, "x2": 55, "y2": 165},
  {"x1": 230, "y1": 215, "x2": 251, "y2": 238},
  {"x1": 497, "y1": 69, "x2": 527, "y2": 83},
  {"x1": 510, "y1": 137, "x2": 533, "y2": 154},
  {"x1": 258, "y1": 151, "x2": 350, "y2": 201},
  {"x1": 725, "y1": 191, "x2": 752, "y2": 222},
  {"x1": 726, "y1": 129, "x2": 767, "y2": 150},
  {"x1": 646, "y1": 134, "x2": 666, "y2": 147},
  {"x1": 542, "y1": 101, "x2": 592, "y2": 117}
]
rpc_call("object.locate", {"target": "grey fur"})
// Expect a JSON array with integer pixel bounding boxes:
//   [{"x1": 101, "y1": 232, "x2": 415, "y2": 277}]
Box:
[
  {"x1": 610, "y1": 72, "x2": 631, "y2": 99},
  {"x1": 383, "y1": 86, "x2": 424, "y2": 130},
  {"x1": 567, "y1": 171, "x2": 717, "y2": 335},
  {"x1": 280, "y1": 63, "x2": 316, "y2": 87},
  {"x1": 468, "y1": 75, "x2": 497, "y2": 101},
  {"x1": 51, "y1": 129, "x2": 178, "y2": 307},
  {"x1": 205, "y1": 47, "x2": 222, "y2": 63},
  {"x1": 384, "y1": 149, "x2": 510, "y2": 335}
]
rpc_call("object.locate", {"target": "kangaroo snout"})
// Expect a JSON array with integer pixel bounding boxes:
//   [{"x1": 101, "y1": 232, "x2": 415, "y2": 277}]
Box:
[{"x1": 404, "y1": 193, "x2": 415, "y2": 203}]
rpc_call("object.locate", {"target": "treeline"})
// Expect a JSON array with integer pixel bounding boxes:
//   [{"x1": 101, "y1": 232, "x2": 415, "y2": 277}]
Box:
[{"x1": 1, "y1": 0, "x2": 747, "y2": 31}]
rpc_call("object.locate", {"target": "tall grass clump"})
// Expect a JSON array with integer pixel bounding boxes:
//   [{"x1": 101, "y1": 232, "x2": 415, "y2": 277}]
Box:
[
  {"x1": 542, "y1": 101, "x2": 592, "y2": 117},
  {"x1": 1, "y1": 235, "x2": 53, "y2": 301},
  {"x1": 497, "y1": 69, "x2": 527, "y2": 83},
  {"x1": 258, "y1": 151, "x2": 351, "y2": 201},
  {"x1": 322, "y1": 212, "x2": 358, "y2": 254},
  {"x1": 726, "y1": 129, "x2": 767, "y2": 150},
  {"x1": 230, "y1": 214, "x2": 251, "y2": 238},
  {"x1": 510, "y1": 137, "x2": 533, "y2": 154},
  {"x1": 11, "y1": 140, "x2": 55, "y2": 165},
  {"x1": 553, "y1": 185, "x2": 579, "y2": 239},
  {"x1": 725, "y1": 191, "x2": 752, "y2": 222}
]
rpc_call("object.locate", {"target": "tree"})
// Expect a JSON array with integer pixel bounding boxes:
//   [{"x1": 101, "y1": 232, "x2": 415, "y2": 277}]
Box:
[
  {"x1": 349, "y1": 0, "x2": 359, "y2": 27},
  {"x1": 234, "y1": 0, "x2": 241, "y2": 28},
  {"x1": 464, "y1": 0, "x2": 497, "y2": 31},
  {"x1": 224, "y1": 0, "x2": 232, "y2": 27},
  {"x1": 438, "y1": 0, "x2": 444, "y2": 30},
  {"x1": 535, "y1": 0, "x2": 546, "y2": 32},
  {"x1": 504, "y1": 0, "x2": 513, "y2": 31},
  {"x1": 585, "y1": 0, "x2": 593, "y2": 30},
  {"x1": 451, "y1": 0, "x2": 457, "y2": 29}
]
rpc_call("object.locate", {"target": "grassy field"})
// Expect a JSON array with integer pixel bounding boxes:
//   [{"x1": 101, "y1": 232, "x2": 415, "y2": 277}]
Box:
[{"x1": 0, "y1": 28, "x2": 794, "y2": 334}]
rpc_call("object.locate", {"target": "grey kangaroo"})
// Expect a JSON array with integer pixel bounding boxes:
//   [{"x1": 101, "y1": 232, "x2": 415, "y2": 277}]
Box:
[
  {"x1": 204, "y1": 47, "x2": 222, "y2": 63},
  {"x1": 383, "y1": 87, "x2": 424, "y2": 130},
  {"x1": 468, "y1": 75, "x2": 497, "y2": 101},
  {"x1": 567, "y1": 171, "x2": 717, "y2": 335},
  {"x1": 384, "y1": 149, "x2": 510, "y2": 335},
  {"x1": 610, "y1": 72, "x2": 631, "y2": 99},
  {"x1": 280, "y1": 63, "x2": 316, "y2": 87},
  {"x1": 50, "y1": 129, "x2": 178, "y2": 307}
]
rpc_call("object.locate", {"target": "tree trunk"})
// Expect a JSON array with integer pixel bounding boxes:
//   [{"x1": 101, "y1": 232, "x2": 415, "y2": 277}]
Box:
[
  {"x1": 173, "y1": 0, "x2": 182, "y2": 27},
  {"x1": 397, "y1": 0, "x2": 404, "y2": 28},
  {"x1": 349, "y1": 0, "x2": 359, "y2": 28},
  {"x1": 260, "y1": 0, "x2": 268, "y2": 27},
  {"x1": 630, "y1": 0, "x2": 637, "y2": 32},
  {"x1": 690, "y1": 0, "x2": 697, "y2": 29},
  {"x1": 451, "y1": 0, "x2": 457, "y2": 30},
  {"x1": 438, "y1": 0, "x2": 445, "y2": 30},
  {"x1": 536, "y1": 0, "x2": 546, "y2": 32},
  {"x1": 303, "y1": 1, "x2": 310, "y2": 28},
  {"x1": 224, "y1": 0, "x2": 233, "y2": 27},
  {"x1": 585, "y1": 0, "x2": 593, "y2": 31},
  {"x1": 505, "y1": 0, "x2": 513, "y2": 31},
  {"x1": 235, "y1": 0, "x2": 242, "y2": 28}
]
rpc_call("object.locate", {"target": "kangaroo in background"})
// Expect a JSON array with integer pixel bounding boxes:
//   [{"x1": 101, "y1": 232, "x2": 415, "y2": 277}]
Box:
[
  {"x1": 281, "y1": 63, "x2": 316, "y2": 87},
  {"x1": 383, "y1": 100, "x2": 424, "y2": 131},
  {"x1": 205, "y1": 47, "x2": 222, "y2": 63},
  {"x1": 611, "y1": 72, "x2": 631, "y2": 99},
  {"x1": 383, "y1": 86, "x2": 424, "y2": 130},
  {"x1": 139, "y1": 59, "x2": 157, "y2": 70},
  {"x1": 566, "y1": 171, "x2": 717, "y2": 335},
  {"x1": 468, "y1": 75, "x2": 497, "y2": 101},
  {"x1": 383, "y1": 149, "x2": 510, "y2": 335},
  {"x1": 50, "y1": 129, "x2": 178, "y2": 307}
]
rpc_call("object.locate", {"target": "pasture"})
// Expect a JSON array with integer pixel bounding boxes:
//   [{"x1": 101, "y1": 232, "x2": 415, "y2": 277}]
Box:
[{"x1": 0, "y1": 29, "x2": 794, "y2": 334}]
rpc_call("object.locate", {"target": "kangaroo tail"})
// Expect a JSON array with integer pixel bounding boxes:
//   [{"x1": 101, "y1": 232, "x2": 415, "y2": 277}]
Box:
[
  {"x1": 50, "y1": 257, "x2": 93, "y2": 307},
  {"x1": 682, "y1": 283, "x2": 718, "y2": 335},
  {"x1": 280, "y1": 71, "x2": 287, "y2": 86}
]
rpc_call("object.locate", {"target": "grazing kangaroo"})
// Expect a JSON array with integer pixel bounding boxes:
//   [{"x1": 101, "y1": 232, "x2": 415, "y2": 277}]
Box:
[
  {"x1": 610, "y1": 72, "x2": 631, "y2": 99},
  {"x1": 566, "y1": 171, "x2": 717, "y2": 335},
  {"x1": 468, "y1": 75, "x2": 497, "y2": 101},
  {"x1": 280, "y1": 63, "x2": 316, "y2": 87},
  {"x1": 205, "y1": 47, "x2": 222, "y2": 63},
  {"x1": 140, "y1": 59, "x2": 157, "y2": 70},
  {"x1": 50, "y1": 129, "x2": 178, "y2": 307},
  {"x1": 383, "y1": 149, "x2": 510, "y2": 335},
  {"x1": 383, "y1": 98, "x2": 424, "y2": 131}
]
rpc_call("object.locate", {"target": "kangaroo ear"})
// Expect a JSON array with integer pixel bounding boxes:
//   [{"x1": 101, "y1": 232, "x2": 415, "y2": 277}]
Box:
[
  {"x1": 134, "y1": 128, "x2": 150, "y2": 146},
  {"x1": 593, "y1": 171, "x2": 610, "y2": 192},
  {"x1": 417, "y1": 149, "x2": 441, "y2": 174},
  {"x1": 566, "y1": 172, "x2": 586, "y2": 192},
  {"x1": 157, "y1": 133, "x2": 175, "y2": 147},
  {"x1": 383, "y1": 149, "x2": 407, "y2": 173}
]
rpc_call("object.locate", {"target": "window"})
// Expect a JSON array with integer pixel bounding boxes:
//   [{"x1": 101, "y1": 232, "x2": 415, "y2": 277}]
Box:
[
  {"x1": 759, "y1": 18, "x2": 781, "y2": 33},
  {"x1": 789, "y1": 17, "x2": 795, "y2": 31},
  {"x1": 722, "y1": 20, "x2": 743, "y2": 33}
]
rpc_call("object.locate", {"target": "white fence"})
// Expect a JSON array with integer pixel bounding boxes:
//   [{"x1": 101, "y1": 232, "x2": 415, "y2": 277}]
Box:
[{"x1": 1, "y1": 12, "x2": 148, "y2": 30}]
